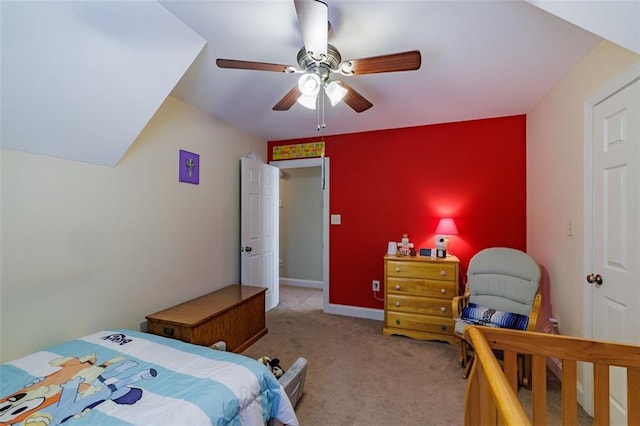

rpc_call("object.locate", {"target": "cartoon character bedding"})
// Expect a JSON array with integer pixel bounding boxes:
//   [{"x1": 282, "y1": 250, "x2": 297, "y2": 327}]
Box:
[{"x1": 0, "y1": 329, "x2": 298, "y2": 426}]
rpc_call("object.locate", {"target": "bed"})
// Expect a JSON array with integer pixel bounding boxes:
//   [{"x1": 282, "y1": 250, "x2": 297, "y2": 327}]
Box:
[{"x1": 0, "y1": 329, "x2": 299, "y2": 426}]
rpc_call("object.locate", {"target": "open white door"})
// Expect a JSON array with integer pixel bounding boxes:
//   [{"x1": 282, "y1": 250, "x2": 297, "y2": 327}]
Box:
[{"x1": 240, "y1": 157, "x2": 279, "y2": 310}]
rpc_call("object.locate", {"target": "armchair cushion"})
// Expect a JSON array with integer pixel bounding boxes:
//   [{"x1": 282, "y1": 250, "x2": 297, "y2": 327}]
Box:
[
  {"x1": 460, "y1": 302, "x2": 529, "y2": 330},
  {"x1": 467, "y1": 248, "x2": 541, "y2": 316}
]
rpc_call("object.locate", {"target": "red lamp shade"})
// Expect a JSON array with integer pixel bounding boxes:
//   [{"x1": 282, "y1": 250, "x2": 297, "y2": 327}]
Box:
[{"x1": 435, "y1": 218, "x2": 459, "y2": 235}]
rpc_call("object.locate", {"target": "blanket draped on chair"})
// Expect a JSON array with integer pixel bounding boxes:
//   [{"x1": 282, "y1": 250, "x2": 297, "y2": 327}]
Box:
[{"x1": 461, "y1": 302, "x2": 529, "y2": 330}]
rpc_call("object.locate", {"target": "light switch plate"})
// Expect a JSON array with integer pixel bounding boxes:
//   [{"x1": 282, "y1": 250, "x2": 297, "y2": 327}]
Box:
[{"x1": 330, "y1": 214, "x2": 341, "y2": 225}]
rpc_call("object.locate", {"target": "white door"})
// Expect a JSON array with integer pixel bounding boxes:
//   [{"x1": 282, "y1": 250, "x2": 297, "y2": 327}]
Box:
[
  {"x1": 240, "y1": 157, "x2": 279, "y2": 310},
  {"x1": 589, "y1": 76, "x2": 640, "y2": 423}
]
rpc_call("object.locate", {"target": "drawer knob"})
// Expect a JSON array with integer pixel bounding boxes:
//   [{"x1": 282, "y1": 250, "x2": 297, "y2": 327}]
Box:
[
  {"x1": 440, "y1": 288, "x2": 446, "y2": 294},
  {"x1": 440, "y1": 270, "x2": 447, "y2": 276},
  {"x1": 396, "y1": 301, "x2": 401, "y2": 307},
  {"x1": 396, "y1": 319, "x2": 401, "y2": 325},
  {"x1": 395, "y1": 267, "x2": 401, "y2": 273},
  {"x1": 395, "y1": 284, "x2": 400, "y2": 290},
  {"x1": 441, "y1": 306, "x2": 447, "y2": 312},
  {"x1": 440, "y1": 325, "x2": 447, "y2": 330}
]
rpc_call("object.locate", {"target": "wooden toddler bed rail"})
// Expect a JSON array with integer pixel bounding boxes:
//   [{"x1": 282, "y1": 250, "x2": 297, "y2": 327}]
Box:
[{"x1": 463, "y1": 326, "x2": 640, "y2": 425}]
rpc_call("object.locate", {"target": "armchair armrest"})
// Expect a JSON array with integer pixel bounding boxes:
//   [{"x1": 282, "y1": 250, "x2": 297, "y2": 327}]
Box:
[
  {"x1": 452, "y1": 283, "x2": 471, "y2": 319},
  {"x1": 451, "y1": 294, "x2": 469, "y2": 319},
  {"x1": 526, "y1": 292, "x2": 543, "y2": 331}
]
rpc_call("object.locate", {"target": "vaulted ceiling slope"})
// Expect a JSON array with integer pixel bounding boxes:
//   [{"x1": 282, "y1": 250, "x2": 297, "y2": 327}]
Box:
[
  {"x1": 1, "y1": 1, "x2": 206, "y2": 167},
  {"x1": 1, "y1": 1, "x2": 638, "y2": 167}
]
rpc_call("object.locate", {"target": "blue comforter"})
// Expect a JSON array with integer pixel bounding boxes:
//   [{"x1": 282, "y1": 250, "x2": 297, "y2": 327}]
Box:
[{"x1": 0, "y1": 329, "x2": 298, "y2": 426}]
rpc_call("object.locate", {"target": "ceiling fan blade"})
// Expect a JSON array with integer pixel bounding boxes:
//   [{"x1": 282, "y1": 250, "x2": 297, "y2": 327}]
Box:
[
  {"x1": 341, "y1": 50, "x2": 421, "y2": 75},
  {"x1": 273, "y1": 85, "x2": 302, "y2": 111},
  {"x1": 294, "y1": 0, "x2": 328, "y2": 61},
  {"x1": 340, "y1": 81, "x2": 373, "y2": 113},
  {"x1": 216, "y1": 58, "x2": 297, "y2": 73}
]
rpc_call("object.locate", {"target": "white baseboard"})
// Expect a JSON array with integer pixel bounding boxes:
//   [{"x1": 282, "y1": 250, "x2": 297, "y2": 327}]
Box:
[
  {"x1": 279, "y1": 279, "x2": 384, "y2": 320},
  {"x1": 577, "y1": 380, "x2": 585, "y2": 409},
  {"x1": 324, "y1": 303, "x2": 384, "y2": 321},
  {"x1": 280, "y1": 278, "x2": 323, "y2": 289}
]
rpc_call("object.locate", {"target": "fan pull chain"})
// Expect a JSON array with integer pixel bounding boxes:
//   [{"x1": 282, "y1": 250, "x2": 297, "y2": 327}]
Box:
[
  {"x1": 316, "y1": 95, "x2": 321, "y2": 131},
  {"x1": 317, "y1": 86, "x2": 326, "y2": 131}
]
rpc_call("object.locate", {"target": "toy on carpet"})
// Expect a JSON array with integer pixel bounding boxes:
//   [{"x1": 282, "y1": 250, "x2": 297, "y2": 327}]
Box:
[{"x1": 257, "y1": 356, "x2": 285, "y2": 379}]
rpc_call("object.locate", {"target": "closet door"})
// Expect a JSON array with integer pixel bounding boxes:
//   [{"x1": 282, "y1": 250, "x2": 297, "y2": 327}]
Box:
[{"x1": 590, "y1": 76, "x2": 639, "y2": 424}]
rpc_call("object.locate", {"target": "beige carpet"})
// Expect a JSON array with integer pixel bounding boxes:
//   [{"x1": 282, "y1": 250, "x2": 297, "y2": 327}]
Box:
[{"x1": 243, "y1": 285, "x2": 592, "y2": 425}]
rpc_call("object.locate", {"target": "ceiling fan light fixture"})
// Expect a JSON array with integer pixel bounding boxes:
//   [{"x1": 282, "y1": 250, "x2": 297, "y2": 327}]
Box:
[
  {"x1": 296, "y1": 93, "x2": 317, "y2": 110},
  {"x1": 325, "y1": 80, "x2": 348, "y2": 106},
  {"x1": 297, "y1": 72, "x2": 321, "y2": 97}
]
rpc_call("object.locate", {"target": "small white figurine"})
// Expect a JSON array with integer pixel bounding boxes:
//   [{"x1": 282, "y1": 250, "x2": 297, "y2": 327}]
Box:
[{"x1": 397, "y1": 233, "x2": 414, "y2": 257}]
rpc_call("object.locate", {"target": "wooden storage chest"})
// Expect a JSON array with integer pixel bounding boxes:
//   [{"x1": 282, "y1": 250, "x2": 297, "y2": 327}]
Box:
[{"x1": 146, "y1": 284, "x2": 267, "y2": 353}]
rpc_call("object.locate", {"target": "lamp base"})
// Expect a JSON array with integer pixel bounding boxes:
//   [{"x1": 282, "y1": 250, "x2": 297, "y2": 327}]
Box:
[{"x1": 435, "y1": 235, "x2": 449, "y2": 250}]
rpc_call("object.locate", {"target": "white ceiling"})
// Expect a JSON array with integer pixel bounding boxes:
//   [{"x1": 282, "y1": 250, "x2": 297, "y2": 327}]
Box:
[
  {"x1": 162, "y1": 0, "x2": 606, "y2": 141},
  {"x1": 2, "y1": 1, "x2": 206, "y2": 166},
  {"x1": 2, "y1": 1, "x2": 638, "y2": 166}
]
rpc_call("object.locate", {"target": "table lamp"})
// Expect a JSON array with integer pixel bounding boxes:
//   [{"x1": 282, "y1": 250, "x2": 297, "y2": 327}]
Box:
[{"x1": 435, "y1": 217, "x2": 458, "y2": 251}]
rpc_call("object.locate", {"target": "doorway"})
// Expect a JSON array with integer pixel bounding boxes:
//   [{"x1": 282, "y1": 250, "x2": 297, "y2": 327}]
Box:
[{"x1": 271, "y1": 158, "x2": 329, "y2": 313}]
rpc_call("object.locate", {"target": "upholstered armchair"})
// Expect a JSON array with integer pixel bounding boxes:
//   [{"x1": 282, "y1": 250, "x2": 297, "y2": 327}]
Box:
[{"x1": 452, "y1": 247, "x2": 542, "y2": 387}]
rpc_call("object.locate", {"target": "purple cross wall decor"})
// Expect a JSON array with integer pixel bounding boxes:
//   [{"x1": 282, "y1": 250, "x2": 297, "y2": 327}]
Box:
[{"x1": 179, "y1": 150, "x2": 199, "y2": 185}]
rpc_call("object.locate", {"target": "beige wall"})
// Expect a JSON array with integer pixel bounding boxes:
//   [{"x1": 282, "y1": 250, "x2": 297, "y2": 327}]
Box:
[
  {"x1": 527, "y1": 41, "x2": 639, "y2": 339},
  {"x1": 0, "y1": 96, "x2": 266, "y2": 361},
  {"x1": 527, "y1": 41, "x2": 638, "y2": 407}
]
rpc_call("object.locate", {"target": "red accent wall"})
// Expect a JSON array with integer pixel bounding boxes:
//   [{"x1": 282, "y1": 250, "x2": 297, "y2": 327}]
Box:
[{"x1": 269, "y1": 115, "x2": 526, "y2": 309}]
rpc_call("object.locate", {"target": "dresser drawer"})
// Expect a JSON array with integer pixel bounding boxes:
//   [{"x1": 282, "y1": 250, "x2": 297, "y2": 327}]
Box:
[
  {"x1": 386, "y1": 311, "x2": 454, "y2": 334},
  {"x1": 387, "y1": 294, "x2": 452, "y2": 317},
  {"x1": 387, "y1": 277, "x2": 455, "y2": 298},
  {"x1": 386, "y1": 260, "x2": 456, "y2": 281}
]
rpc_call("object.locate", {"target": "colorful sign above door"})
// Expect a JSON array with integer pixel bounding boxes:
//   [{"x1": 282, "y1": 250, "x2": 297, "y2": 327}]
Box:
[{"x1": 272, "y1": 141, "x2": 325, "y2": 160}]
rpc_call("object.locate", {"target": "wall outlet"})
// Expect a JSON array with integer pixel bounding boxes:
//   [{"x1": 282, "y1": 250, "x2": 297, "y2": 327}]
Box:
[{"x1": 372, "y1": 280, "x2": 380, "y2": 292}]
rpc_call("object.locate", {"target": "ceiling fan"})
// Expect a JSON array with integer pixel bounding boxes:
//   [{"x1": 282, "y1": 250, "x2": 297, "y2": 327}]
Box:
[{"x1": 216, "y1": 0, "x2": 421, "y2": 113}]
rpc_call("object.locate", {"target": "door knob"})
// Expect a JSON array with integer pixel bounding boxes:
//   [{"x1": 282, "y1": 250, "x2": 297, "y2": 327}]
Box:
[
  {"x1": 244, "y1": 246, "x2": 252, "y2": 252},
  {"x1": 586, "y1": 273, "x2": 603, "y2": 285}
]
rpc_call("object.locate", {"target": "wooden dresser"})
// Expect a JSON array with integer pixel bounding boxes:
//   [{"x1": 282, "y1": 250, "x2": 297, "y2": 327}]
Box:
[
  {"x1": 383, "y1": 254, "x2": 459, "y2": 345},
  {"x1": 146, "y1": 284, "x2": 267, "y2": 353}
]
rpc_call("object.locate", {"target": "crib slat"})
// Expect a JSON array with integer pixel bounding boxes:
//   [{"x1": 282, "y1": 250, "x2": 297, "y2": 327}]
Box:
[
  {"x1": 593, "y1": 364, "x2": 610, "y2": 426},
  {"x1": 464, "y1": 327, "x2": 640, "y2": 426},
  {"x1": 629, "y1": 367, "x2": 640, "y2": 425},
  {"x1": 561, "y1": 359, "x2": 578, "y2": 426},
  {"x1": 465, "y1": 327, "x2": 531, "y2": 425},
  {"x1": 531, "y1": 355, "x2": 547, "y2": 425},
  {"x1": 503, "y1": 350, "x2": 518, "y2": 393}
]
